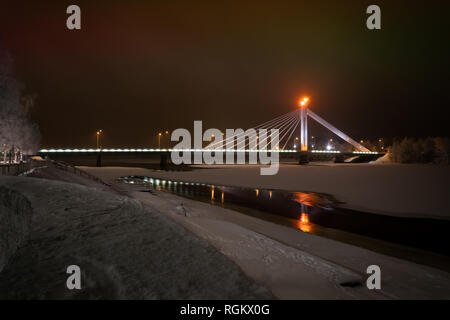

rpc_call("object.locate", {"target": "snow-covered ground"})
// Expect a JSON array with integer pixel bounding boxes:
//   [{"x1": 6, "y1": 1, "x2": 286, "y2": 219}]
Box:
[
  {"x1": 2, "y1": 164, "x2": 450, "y2": 299},
  {"x1": 82, "y1": 165, "x2": 450, "y2": 299},
  {"x1": 0, "y1": 171, "x2": 271, "y2": 299},
  {"x1": 81, "y1": 163, "x2": 450, "y2": 219},
  {"x1": 0, "y1": 185, "x2": 32, "y2": 273}
]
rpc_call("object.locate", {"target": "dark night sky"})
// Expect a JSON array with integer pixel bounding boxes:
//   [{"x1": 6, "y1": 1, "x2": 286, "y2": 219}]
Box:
[{"x1": 1, "y1": 0, "x2": 449, "y2": 148}]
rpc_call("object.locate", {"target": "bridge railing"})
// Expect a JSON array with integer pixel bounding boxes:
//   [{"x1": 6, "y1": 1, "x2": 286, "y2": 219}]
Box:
[
  {"x1": 0, "y1": 160, "x2": 47, "y2": 176},
  {"x1": 1, "y1": 159, "x2": 109, "y2": 186}
]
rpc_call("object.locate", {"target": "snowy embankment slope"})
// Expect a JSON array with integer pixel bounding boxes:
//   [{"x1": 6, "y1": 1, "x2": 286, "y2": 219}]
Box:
[
  {"x1": 83, "y1": 166, "x2": 450, "y2": 299},
  {"x1": 131, "y1": 190, "x2": 450, "y2": 300},
  {"x1": 0, "y1": 186, "x2": 32, "y2": 273},
  {"x1": 0, "y1": 174, "x2": 271, "y2": 299},
  {"x1": 81, "y1": 164, "x2": 450, "y2": 219}
]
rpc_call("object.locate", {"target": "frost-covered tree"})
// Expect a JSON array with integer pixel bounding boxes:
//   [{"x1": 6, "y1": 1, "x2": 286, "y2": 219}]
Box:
[
  {"x1": 389, "y1": 137, "x2": 446, "y2": 164},
  {"x1": 0, "y1": 46, "x2": 40, "y2": 162}
]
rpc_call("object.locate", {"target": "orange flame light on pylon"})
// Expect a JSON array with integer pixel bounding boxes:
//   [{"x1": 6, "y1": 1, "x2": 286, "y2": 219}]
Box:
[{"x1": 298, "y1": 97, "x2": 309, "y2": 108}]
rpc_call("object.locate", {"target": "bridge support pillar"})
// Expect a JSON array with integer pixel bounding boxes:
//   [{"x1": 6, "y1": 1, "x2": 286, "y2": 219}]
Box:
[
  {"x1": 160, "y1": 153, "x2": 168, "y2": 170},
  {"x1": 96, "y1": 152, "x2": 102, "y2": 167},
  {"x1": 334, "y1": 154, "x2": 345, "y2": 163},
  {"x1": 298, "y1": 151, "x2": 309, "y2": 165}
]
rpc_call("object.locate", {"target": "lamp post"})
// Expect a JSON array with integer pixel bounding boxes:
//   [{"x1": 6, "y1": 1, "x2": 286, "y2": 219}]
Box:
[
  {"x1": 378, "y1": 138, "x2": 384, "y2": 151},
  {"x1": 165, "y1": 130, "x2": 169, "y2": 148},
  {"x1": 158, "y1": 132, "x2": 162, "y2": 149},
  {"x1": 96, "y1": 130, "x2": 103, "y2": 149},
  {"x1": 327, "y1": 138, "x2": 333, "y2": 150}
]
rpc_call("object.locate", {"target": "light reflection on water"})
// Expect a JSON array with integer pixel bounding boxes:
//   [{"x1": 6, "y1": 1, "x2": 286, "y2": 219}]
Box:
[
  {"x1": 118, "y1": 175, "x2": 325, "y2": 234},
  {"x1": 298, "y1": 208, "x2": 312, "y2": 233},
  {"x1": 116, "y1": 175, "x2": 450, "y2": 267}
]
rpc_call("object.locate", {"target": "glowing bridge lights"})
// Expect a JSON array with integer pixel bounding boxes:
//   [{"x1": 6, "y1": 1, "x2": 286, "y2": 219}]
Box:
[
  {"x1": 311, "y1": 150, "x2": 341, "y2": 153},
  {"x1": 352, "y1": 151, "x2": 378, "y2": 154},
  {"x1": 298, "y1": 97, "x2": 309, "y2": 108},
  {"x1": 37, "y1": 148, "x2": 376, "y2": 154}
]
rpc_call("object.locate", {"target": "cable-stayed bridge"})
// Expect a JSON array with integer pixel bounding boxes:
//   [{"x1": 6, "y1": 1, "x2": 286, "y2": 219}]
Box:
[
  {"x1": 203, "y1": 100, "x2": 370, "y2": 153},
  {"x1": 38, "y1": 100, "x2": 382, "y2": 167},
  {"x1": 40, "y1": 100, "x2": 376, "y2": 155}
]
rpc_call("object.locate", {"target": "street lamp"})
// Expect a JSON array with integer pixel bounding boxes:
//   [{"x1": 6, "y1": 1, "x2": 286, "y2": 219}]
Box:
[
  {"x1": 96, "y1": 130, "x2": 103, "y2": 149},
  {"x1": 378, "y1": 138, "x2": 383, "y2": 151},
  {"x1": 158, "y1": 132, "x2": 162, "y2": 149},
  {"x1": 328, "y1": 138, "x2": 333, "y2": 150},
  {"x1": 165, "y1": 130, "x2": 169, "y2": 148}
]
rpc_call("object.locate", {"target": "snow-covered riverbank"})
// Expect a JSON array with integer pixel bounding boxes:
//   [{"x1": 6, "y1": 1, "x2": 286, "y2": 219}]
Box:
[
  {"x1": 82, "y1": 165, "x2": 450, "y2": 299},
  {"x1": 2, "y1": 164, "x2": 450, "y2": 299},
  {"x1": 81, "y1": 163, "x2": 450, "y2": 219},
  {"x1": 0, "y1": 171, "x2": 270, "y2": 299}
]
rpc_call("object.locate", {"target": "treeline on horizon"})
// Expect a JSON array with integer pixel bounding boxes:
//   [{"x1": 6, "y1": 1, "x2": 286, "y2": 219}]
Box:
[
  {"x1": 388, "y1": 137, "x2": 450, "y2": 165},
  {"x1": 316, "y1": 136, "x2": 449, "y2": 164}
]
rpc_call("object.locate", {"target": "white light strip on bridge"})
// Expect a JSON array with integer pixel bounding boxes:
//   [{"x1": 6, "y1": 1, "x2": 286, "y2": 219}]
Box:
[
  {"x1": 40, "y1": 148, "x2": 299, "y2": 153},
  {"x1": 352, "y1": 151, "x2": 379, "y2": 154},
  {"x1": 39, "y1": 148, "x2": 379, "y2": 154},
  {"x1": 311, "y1": 150, "x2": 341, "y2": 153}
]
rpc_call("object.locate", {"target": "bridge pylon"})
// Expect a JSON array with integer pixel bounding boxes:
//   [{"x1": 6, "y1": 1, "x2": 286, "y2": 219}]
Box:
[
  {"x1": 297, "y1": 96, "x2": 370, "y2": 153},
  {"x1": 298, "y1": 97, "x2": 309, "y2": 151}
]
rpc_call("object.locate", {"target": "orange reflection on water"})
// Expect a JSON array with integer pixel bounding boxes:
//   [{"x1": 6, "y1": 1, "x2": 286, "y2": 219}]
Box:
[
  {"x1": 211, "y1": 187, "x2": 215, "y2": 200},
  {"x1": 292, "y1": 192, "x2": 318, "y2": 207},
  {"x1": 301, "y1": 213, "x2": 309, "y2": 224},
  {"x1": 221, "y1": 191, "x2": 224, "y2": 203},
  {"x1": 297, "y1": 213, "x2": 311, "y2": 233},
  {"x1": 255, "y1": 189, "x2": 259, "y2": 197},
  {"x1": 269, "y1": 191, "x2": 272, "y2": 199}
]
